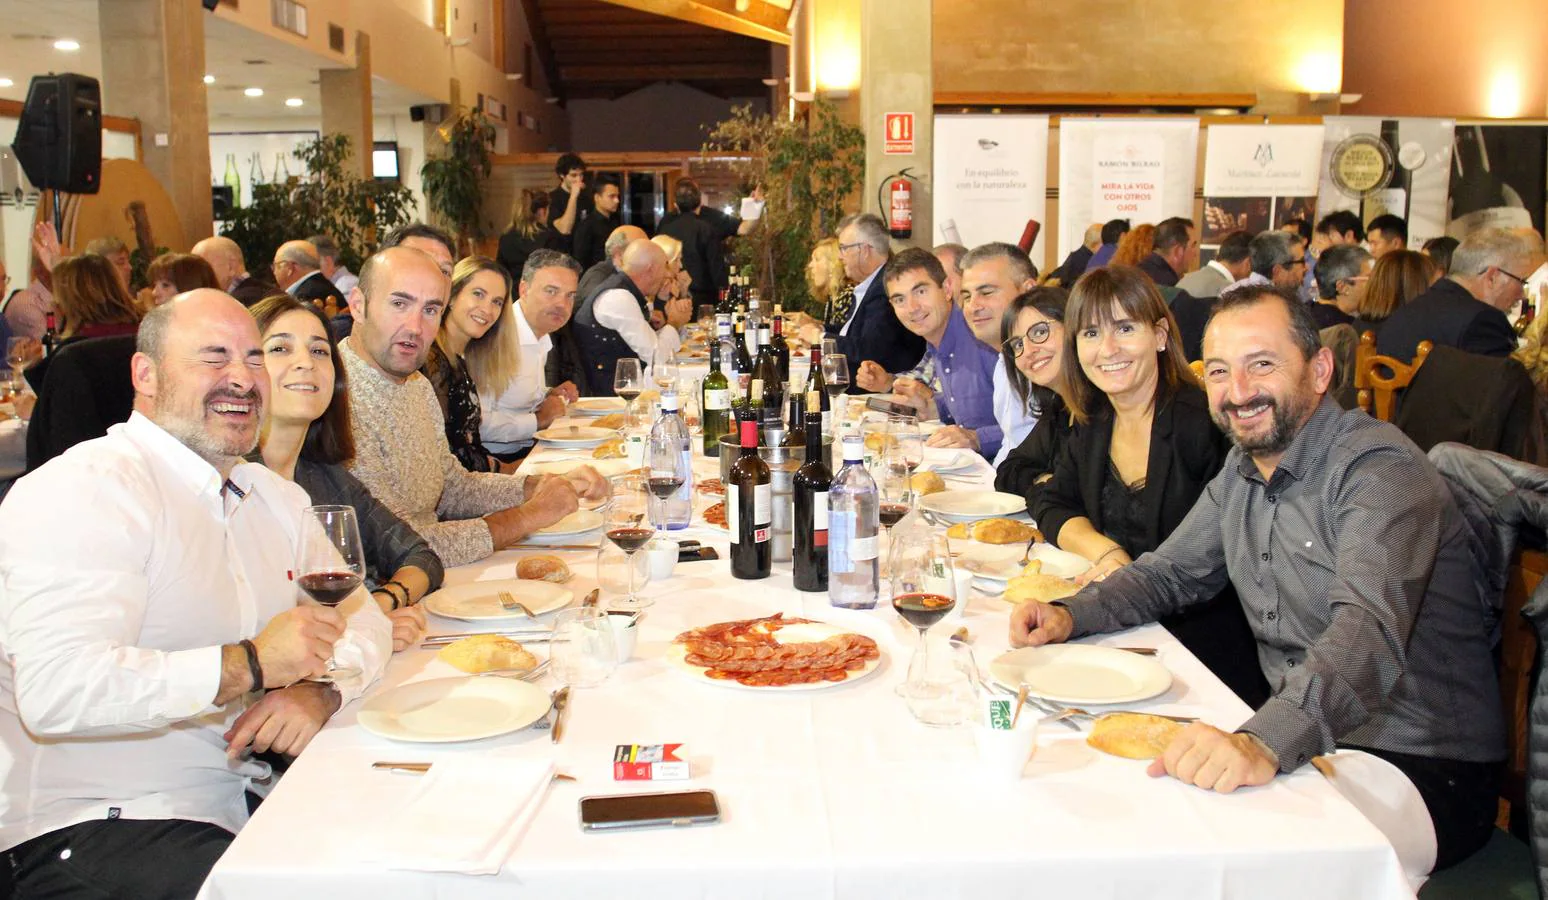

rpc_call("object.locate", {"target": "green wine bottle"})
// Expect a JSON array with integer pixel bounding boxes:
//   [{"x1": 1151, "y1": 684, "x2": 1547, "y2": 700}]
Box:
[{"x1": 702, "y1": 334, "x2": 731, "y2": 457}]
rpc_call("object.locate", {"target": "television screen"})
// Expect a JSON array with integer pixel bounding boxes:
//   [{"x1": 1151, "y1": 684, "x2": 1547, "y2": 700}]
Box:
[{"x1": 373, "y1": 142, "x2": 399, "y2": 179}]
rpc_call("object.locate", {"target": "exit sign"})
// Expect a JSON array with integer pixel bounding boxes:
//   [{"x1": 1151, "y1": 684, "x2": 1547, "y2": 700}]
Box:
[{"x1": 884, "y1": 112, "x2": 914, "y2": 155}]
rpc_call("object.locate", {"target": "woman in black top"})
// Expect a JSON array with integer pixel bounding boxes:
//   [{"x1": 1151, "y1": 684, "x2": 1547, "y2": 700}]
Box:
[
  {"x1": 497, "y1": 188, "x2": 558, "y2": 281},
  {"x1": 1030, "y1": 266, "x2": 1267, "y2": 707},
  {"x1": 251, "y1": 294, "x2": 444, "y2": 652},
  {"x1": 994, "y1": 287, "x2": 1072, "y2": 499},
  {"x1": 423, "y1": 257, "x2": 522, "y2": 472}
]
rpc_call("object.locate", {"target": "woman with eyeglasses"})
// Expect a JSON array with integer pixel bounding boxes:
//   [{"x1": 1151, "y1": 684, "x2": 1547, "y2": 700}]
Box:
[
  {"x1": 994, "y1": 287, "x2": 1072, "y2": 498},
  {"x1": 1029, "y1": 265, "x2": 1267, "y2": 708}
]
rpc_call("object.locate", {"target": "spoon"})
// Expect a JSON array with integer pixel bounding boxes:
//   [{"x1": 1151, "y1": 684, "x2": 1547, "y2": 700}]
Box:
[{"x1": 1018, "y1": 535, "x2": 1038, "y2": 567}]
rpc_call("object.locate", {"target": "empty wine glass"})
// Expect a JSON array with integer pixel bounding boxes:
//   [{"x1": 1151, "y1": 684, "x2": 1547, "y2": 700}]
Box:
[
  {"x1": 823, "y1": 352, "x2": 850, "y2": 431},
  {"x1": 614, "y1": 358, "x2": 644, "y2": 428},
  {"x1": 604, "y1": 474, "x2": 655, "y2": 609},
  {"x1": 653, "y1": 346, "x2": 679, "y2": 392},
  {"x1": 294, "y1": 504, "x2": 366, "y2": 681}
]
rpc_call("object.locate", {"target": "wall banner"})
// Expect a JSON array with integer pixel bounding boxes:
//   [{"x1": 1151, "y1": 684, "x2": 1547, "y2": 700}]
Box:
[
  {"x1": 932, "y1": 114, "x2": 1049, "y2": 262},
  {"x1": 1057, "y1": 118, "x2": 1199, "y2": 259},
  {"x1": 1315, "y1": 117, "x2": 1455, "y2": 247},
  {"x1": 1201, "y1": 124, "x2": 1325, "y2": 245}
]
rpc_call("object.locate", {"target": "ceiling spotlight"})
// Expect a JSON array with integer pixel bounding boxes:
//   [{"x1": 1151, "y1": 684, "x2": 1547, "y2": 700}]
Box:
[
  {"x1": 285, "y1": 97, "x2": 303, "y2": 107},
  {"x1": 762, "y1": 77, "x2": 779, "y2": 86},
  {"x1": 0, "y1": 78, "x2": 13, "y2": 88},
  {"x1": 505, "y1": 73, "x2": 523, "y2": 81},
  {"x1": 244, "y1": 87, "x2": 264, "y2": 97},
  {"x1": 203, "y1": 74, "x2": 215, "y2": 85},
  {"x1": 53, "y1": 39, "x2": 80, "y2": 52}
]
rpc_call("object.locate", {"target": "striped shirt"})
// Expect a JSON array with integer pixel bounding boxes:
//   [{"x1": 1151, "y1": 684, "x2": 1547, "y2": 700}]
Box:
[{"x1": 1062, "y1": 397, "x2": 1504, "y2": 771}]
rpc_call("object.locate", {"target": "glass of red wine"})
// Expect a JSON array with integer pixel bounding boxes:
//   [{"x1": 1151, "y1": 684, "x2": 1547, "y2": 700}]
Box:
[
  {"x1": 877, "y1": 454, "x2": 915, "y2": 549},
  {"x1": 887, "y1": 414, "x2": 925, "y2": 472},
  {"x1": 889, "y1": 529, "x2": 960, "y2": 714},
  {"x1": 294, "y1": 504, "x2": 366, "y2": 681},
  {"x1": 614, "y1": 358, "x2": 644, "y2": 429},
  {"x1": 604, "y1": 474, "x2": 655, "y2": 609}
]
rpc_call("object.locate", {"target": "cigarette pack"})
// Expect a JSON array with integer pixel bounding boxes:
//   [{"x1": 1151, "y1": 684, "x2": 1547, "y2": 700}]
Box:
[{"x1": 613, "y1": 743, "x2": 689, "y2": 781}]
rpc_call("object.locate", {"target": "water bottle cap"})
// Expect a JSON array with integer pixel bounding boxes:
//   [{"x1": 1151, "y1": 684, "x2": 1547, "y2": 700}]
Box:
[
  {"x1": 841, "y1": 434, "x2": 864, "y2": 460},
  {"x1": 661, "y1": 391, "x2": 678, "y2": 412}
]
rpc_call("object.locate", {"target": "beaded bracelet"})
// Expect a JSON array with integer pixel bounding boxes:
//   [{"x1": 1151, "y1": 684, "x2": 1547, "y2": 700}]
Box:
[
  {"x1": 239, "y1": 639, "x2": 265, "y2": 691},
  {"x1": 384, "y1": 580, "x2": 412, "y2": 608}
]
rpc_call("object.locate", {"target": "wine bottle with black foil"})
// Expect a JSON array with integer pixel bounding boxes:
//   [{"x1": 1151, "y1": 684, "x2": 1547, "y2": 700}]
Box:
[
  {"x1": 731, "y1": 319, "x2": 753, "y2": 390},
  {"x1": 1449, "y1": 124, "x2": 1534, "y2": 235},
  {"x1": 702, "y1": 336, "x2": 731, "y2": 457},
  {"x1": 754, "y1": 324, "x2": 781, "y2": 413},
  {"x1": 770, "y1": 309, "x2": 791, "y2": 383},
  {"x1": 792, "y1": 391, "x2": 831, "y2": 592},
  {"x1": 783, "y1": 390, "x2": 806, "y2": 448},
  {"x1": 729, "y1": 382, "x2": 772, "y2": 579}
]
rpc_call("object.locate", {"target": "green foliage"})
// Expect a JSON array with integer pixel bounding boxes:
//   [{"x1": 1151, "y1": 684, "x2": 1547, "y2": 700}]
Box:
[
  {"x1": 419, "y1": 110, "x2": 496, "y2": 246},
  {"x1": 702, "y1": 99, "x2": 865, "y2": 315},
  {"x1": 221, "y1": 133, "x2": 414, "y2": 274}
]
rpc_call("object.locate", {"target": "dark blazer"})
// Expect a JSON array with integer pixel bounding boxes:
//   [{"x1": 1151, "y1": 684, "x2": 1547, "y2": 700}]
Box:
[
  {"x1": 291, "y1": 271, "x2": 348, "y2": 311},
  {"x1": 1395, "y1": 344, "x2": 1544, "y2": 464},
  {"x1": 995, "y1": 394, "x2": 1072, "y2": 500},
  {"x1": 833, "y1": 269, "x2": 926, "y2": 382},
  {"x1": 1030, "y1": 385, "x2": 1268, "y2": 707},
  {"x1": 1377, "y1": 277, "x2": 1516, "y2": 361},
  {"x1": 1051, "y1": 246, "x2": 1094, "y2": 286},
  {"x1": 25, "y1": 335, "x2": 137, "y2": 471},
  {"x1": 229, "y1": 272, "x2": 279, "y2": 307},
  {"x1": 1164, "y1": 287, "x2": 1211, "y2": 362},
  {"x1": 496, "y1": 228, "x2": 559, "y2": 283},
  {"x1": 1138, "y1": 253, "x2": 1181, "y2": 288}
]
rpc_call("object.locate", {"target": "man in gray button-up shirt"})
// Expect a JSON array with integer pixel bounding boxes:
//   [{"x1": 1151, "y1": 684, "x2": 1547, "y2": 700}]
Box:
[{"x1": 1010, "y1": 285, "x2": 1503, "y2": 871}]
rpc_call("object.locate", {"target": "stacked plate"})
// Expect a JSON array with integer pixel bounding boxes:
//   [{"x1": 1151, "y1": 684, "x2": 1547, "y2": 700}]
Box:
[
  {"x1": 533, "y1": 425, "x2": 616, "y2": 448},
  {"x1": 919, "y1": 490, "x2": 1026, "y2": 524},
  {"x1": 568, "y1": 398, "x2": 627, "y2": 417}
]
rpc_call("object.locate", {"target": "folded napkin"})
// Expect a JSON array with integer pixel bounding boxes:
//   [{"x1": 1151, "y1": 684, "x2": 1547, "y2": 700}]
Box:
[
  {"x1": 357, "y1": 754, "x2": 554, "y2": 875},
  {"x1": 921, "y1": 448, "x2": 979, "y2": 473}
]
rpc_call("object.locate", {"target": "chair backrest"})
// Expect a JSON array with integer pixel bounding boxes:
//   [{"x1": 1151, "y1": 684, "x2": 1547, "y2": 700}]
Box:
[
  {"x1": 1188, "y1": 359, "x2": 1204, "y2": 381},
  {"x1": 1499, "y1": 548, "x2": 1547, "y2": 823},
  {"x1": 1354, "y1": 329, "x2": 1432, "y2": 422}
]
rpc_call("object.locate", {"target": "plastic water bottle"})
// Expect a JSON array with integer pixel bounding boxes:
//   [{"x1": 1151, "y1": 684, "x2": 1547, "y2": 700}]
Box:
[
  {"x1": 646, "y1": 391, "x2": 694, "y2": 530},
  {"x1": 828, "y1": 434, "x2": 879, "y2": 609}
]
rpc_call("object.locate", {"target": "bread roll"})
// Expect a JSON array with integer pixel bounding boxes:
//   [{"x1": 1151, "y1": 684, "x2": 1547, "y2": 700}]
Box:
[
  {"x1": 594, "y1": 413, "x2": 626, "y2": 429},
  {"x1": 437, "y1": 635, "x2": 538, "y2": 674},
  {"x1": 946, "y1": 521, "x2": 973, "y2": 540},
  {"x1": 971, "y1": 518, "x2": 1041, "y2": 545},
  {"x1": 909, "y1": 471, "x2": 946, "y2": 497},
  {"x1": 517, "y1": 555, "x2": 572, "y2": 583},
  {"x1": 593, "y1": 439, "x2": 626, "y2": 459},
  {"x1": 1087, "y1": 713, "x2": 1183, "y2": 760},
  {"x1": 1003, "y1": 572, "x2": 1079, "y2": 605}
]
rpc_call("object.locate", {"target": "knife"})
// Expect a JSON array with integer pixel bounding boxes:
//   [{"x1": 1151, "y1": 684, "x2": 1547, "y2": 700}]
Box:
[{"x1": 550, "y1": 686, "x2": 572, "y2": 743}]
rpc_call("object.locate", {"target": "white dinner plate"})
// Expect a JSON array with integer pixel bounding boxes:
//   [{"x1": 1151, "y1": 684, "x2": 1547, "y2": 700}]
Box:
[
  {"x1": 664, "y1": 621, "x2": 884, "y2": 692},
  {"x1": 534, "y1": 508, "x2": 604, "y2": 538},
  {"x1": 570, "y1": 398, "x2": 627, "y2": 416},
  {"x1": 990, "y1": 644, "x2": 1172, "y2": 705},
  {"x1": 534, "y1": 425, "x2": 617, "y2": 447},
  {"x1": 523, "y1": 457, "x2": 633, "y2": 479},
  {"x1": 920, "y1": 491, "x2": 1027, "y2": 523},
  {"x1": 357, "y1": 676, "x2": 552, "y2": 743},
  {"x1": 956, "y1": 542, "x2": 1092, "y2": 585},
  {"x1": 422, "y1": 579, "x2": 574, "y2": 621},
  {"x1": 920, "y1": 448, "x2": 979, "y2": 473}
]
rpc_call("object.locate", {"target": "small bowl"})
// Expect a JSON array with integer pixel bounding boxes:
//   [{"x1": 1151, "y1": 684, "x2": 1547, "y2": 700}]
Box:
[
  {"x1": 604, "y1": 610, "x2": 639, "y2": 662},
  {"x1": 645, "y1": 538, "x2": 679, "y2": 581}
]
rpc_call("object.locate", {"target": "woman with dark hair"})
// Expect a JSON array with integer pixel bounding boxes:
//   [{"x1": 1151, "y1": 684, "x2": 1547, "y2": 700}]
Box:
[
  {"x1": 23, "y1": 253, "x2": 141, "y2": 393},
  {"x1": 424, "y1": 256, "x2": 523, "y2": 472},
  {"x1": 1420, "y1": 235, "x2": 1459, "y2": 278},
  {"x1": 251, "y1": 294, "x2": 441, "y2": 651},
  {"x1": 145, "y1": 252, "x2": 220, "y2": 309},
  {"x1": 1031, "y1": 265, "x2": 1267, "y2": 707},
  {"x1": 994, "y1": 287, "x2": 1073, "y2": 497},
  {"x1": 497, "y1": 187, "x2": 557, "y2": 279}
]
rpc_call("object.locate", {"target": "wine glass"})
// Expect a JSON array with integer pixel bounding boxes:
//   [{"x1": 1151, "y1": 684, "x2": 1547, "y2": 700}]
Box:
[
  {"x1": 614, "y1": 358, "x2": 644, "y2": 428},
  {"x1": 887, "y1": 414, "x2": 925, "y2": 472},
  {"x1": 603, "y1": 474, "x2": 655, "y2": 609},
  {"x1": 646, "y1": 404, "x2": 692, "y2": 529},
  {"x1": 877, "y1": 456, "x2": 915, "y2": 542},
  {"x1": 822, "y1": 352, "x2": 850, "y2": 433},
  {"x1": 294, "y1": 504, "x2": 366, "y2": 681},
  {"x1": 5, "y1": 338, "x2": 33, "y2": 374},
  {"x1": 890, "y1": 529, "x2": 959, "y2": 715},
  {"x1": 653, "y1": 346, "x2": 679, "y2": 393}
]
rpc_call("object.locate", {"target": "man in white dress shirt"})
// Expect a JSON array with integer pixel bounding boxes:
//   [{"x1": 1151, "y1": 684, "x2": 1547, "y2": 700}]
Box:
[
  {"x1": 954, "y1": 242, "x2": 1039, "y2": 464},
  {"x1": 482, "y1": 250, "x2": 584, "y2": 459},
  {"x1": 570, "y1": 239, "x2": 671, "y2": 395},
  {"x1": 0, "y1": 289, "x2": 391, "y2": 897}
]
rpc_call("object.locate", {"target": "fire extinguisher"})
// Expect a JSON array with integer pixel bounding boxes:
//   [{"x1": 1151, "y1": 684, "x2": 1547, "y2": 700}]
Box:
[{"x1": 879, "y1": 168, "x2": 916, "y2": 240}]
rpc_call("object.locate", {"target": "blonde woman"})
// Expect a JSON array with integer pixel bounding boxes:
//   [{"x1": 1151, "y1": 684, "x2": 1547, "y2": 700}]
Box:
[
  {"x1": 649, "y1": 233, "x2": 695, "y2": 360},
  {"x1": 798, "y1": 237, "x2": 853, "y2": 340},
  {"x1": 422, "y1": 256, "x2": 522, "y2": 472},
  {"x1": 497, "y1": 187, "x2": 556, "y2": 279}
]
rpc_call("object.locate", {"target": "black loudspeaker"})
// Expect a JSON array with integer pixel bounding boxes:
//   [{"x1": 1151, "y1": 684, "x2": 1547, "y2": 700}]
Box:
[
  {"x1": 212, "y1": 184, "x2": 234, "y2": 220},
  {"x1": 12, "y1": 73, "x2": 101, "y2": 195}
]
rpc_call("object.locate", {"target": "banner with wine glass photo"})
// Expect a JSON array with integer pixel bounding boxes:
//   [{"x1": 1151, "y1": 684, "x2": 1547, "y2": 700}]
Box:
[
  {"x1": 1446, "y1": 123, "x2": 1548, "y2": 238},
  {"x1": 1315, "y1": 117, "x2": 1455, "y2": 248},
  {"x1": 1201, "y1": 124, "x2": 1325, "y2": 252},
  {"x1": 1056, "y1": 118, "x2": 1200, "y2": 260},
  {"x1": 931, "y1": 114, "x2": 1050, "y2": 263}
]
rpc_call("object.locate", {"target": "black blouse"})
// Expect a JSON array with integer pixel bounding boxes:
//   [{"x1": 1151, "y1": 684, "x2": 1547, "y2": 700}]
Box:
[
  {"x1": 995, "y1": 393, "x2": 1072, "y2": 501},
  {"x1": 423, "y1": 343, "x2": 494, "y2": 473}
]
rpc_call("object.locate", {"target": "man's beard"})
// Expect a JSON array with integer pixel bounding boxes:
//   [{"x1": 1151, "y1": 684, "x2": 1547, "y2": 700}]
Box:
[
  {"x1": 1211, "y1": 389, "x2": 1314, "y2": 457},
  {"x1": 157, "y1": 388, "x2": 263, "y2": 466}
]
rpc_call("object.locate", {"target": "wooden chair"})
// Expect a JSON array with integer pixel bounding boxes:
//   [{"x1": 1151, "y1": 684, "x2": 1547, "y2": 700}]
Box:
[{"x1": 1354, "y1": 330, "x2": 1432, "y2": 422}]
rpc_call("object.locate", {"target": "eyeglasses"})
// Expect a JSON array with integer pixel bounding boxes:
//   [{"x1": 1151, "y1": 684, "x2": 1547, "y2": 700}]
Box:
[
  {"x1": 838, "y1": 242, "x2": 867, "y2": 256},
  {"x1": 1001, "y1": 322, "x2": 1054, "y2": 357},
  {"x1": 1493, "y1": 267, "x2": 1530, "y2": 287}
]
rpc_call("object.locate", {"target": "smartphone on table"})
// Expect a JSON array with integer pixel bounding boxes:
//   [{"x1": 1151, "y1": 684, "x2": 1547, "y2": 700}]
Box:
[{"x1": 578, "y1": 790, "x2": 722, "y2": 832}]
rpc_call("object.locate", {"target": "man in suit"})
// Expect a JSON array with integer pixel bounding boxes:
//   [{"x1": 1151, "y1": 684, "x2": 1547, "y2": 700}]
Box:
[
  {"x1": 832, "y1": 213, "x2": 925, "y2": 384},
  {"x1": 193, "y1": 236, "x2": 276, "y2": 307},
  {"x1": 577, "y1": 225, "x2": 647, "y2": 303},
  {"x1": 1377, "y1": 228, "x2": 1532, "y2": 361},
  {"x1": 1051, "y1": 224, "x2": 1101, "y2": 287},
  {"x1": 1179, "y1": 230, "x2": 1252, "y2": 299},
  {"x1": 1137, "y1": 216, "x2": 1199, "y2": 288},
  {"x1": 272, "y1": 241, "x2": 347, "y2": 318}
]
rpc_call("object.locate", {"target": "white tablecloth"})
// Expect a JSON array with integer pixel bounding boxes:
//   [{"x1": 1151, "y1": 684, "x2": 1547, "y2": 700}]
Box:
[{"x1": 200, "y1": 441, "x2": 1414, "y2": 900}]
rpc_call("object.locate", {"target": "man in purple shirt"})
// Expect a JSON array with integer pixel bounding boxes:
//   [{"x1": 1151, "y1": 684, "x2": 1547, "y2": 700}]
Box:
[{"x1": 883, "y1": 248, "x2": 1003, "y2": 458}]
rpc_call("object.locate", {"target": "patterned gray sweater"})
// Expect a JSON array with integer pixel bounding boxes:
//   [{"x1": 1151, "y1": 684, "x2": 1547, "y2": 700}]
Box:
[{"x1": 341, "y1": 338, "x2": 528, "y2": 567}]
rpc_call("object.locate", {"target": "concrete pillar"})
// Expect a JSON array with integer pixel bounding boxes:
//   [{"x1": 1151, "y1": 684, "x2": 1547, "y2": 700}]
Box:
[
  {"x1": 98, "y1": 0, "x2": 212, "y2": 245},
  {"x1": 320, "y1": 32, "x2": 375, "y2": 180},
  {"x1": 859, "y1": 0, "x2": 932, "y2": 249}
]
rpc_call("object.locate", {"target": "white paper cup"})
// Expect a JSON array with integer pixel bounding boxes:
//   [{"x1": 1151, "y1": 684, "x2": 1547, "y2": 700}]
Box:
[
  {"x1": 604, "y1": 611, "x2": 639, "y2": 663},
  {"x1": 645, "y1": 538, "x2": 679, "y2": 581},
  {"x1": 973, "y1": 701, "x2": 1039, "y2": 780}
]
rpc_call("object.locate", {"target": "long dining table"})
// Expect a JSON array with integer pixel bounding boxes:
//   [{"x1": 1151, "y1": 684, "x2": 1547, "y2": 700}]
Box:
[{"x1": 199, "y1": 413, "x2": 1417, "y2": 900}]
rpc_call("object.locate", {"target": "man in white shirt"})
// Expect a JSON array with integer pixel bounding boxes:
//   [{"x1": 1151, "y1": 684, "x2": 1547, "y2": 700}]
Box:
[
  {"x1": 0, "y1": 289, "x2": 391, "y2": 897},
  {"x1": 570, "y1": 239, "x2": 670, "y2": 395},
  {"x1": 482, "y1": 250, "x2": 583, "y2": 459},
  {"x1": 953, "y1": 242, "x2": 1039, "y2": 464}
]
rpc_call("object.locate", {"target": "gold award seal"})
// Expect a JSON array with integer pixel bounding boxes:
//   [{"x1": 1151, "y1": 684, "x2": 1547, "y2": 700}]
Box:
[{"x1": 1329, "y1": 134, "x2": 1394, "y2": 197}]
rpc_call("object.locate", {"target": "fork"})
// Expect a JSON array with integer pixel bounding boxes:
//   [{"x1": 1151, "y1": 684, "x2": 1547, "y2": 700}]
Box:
[
  {"x1": 477, "y1": 659, "x2": 551, "y2": 681},
  {"x1": 1018, "y1": 535, "x2": 1038, "y2": 567},
  {"x1": 1021, "y1": 694, "x2": 1198, "y2": 725},
  {"x1": 497, "y1": 591, "x2": 538, "y2": 618}
]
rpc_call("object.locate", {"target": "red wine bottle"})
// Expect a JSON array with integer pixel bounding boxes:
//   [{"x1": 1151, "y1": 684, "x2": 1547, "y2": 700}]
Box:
[
  {"x1": 728, "y1": 384, "x2": 771, "y2": 579},
  {"x1": 792, "y1": 391, "x2": 830, "y2": 592}
]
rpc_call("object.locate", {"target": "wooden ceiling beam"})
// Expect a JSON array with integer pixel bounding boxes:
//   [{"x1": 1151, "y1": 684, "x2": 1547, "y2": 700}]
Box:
[
  {"x1": 589, "y1": 0, "x2": 790, "y2": 45},
  {"x1": 559, "y1": 61, "x2": 769, "y2": 80},
  {"x1": 518, "y1": 0, "x2": 568, "y2": 103}
]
